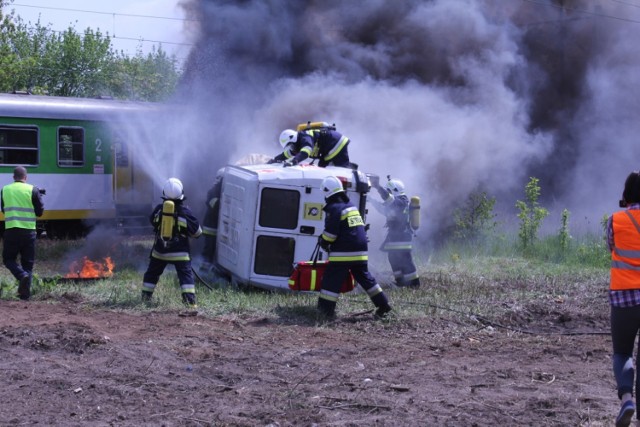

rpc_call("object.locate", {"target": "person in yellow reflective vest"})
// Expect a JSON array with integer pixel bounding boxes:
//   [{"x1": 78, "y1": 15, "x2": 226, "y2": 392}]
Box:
[
  {"x1": 1, "y1": 166, "x2": 44, "y2": 300},
  {"x1": 607, "y1": 170, "x2": 640, "y2": 427},
  {"x1": 142, "y1": 178, "x2": 202, "y2": 309}
]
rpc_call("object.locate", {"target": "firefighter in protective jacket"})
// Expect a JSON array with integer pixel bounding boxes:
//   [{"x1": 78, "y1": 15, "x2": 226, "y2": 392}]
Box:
[
  {"x1": 200, "y1": 170, "x2": 223, "y2": 272},
  {"x1": 142, "y1": 178, "x2": 202, "y2": 307},
  {"x1": 317, "y1": 175, "x2": 392, "y2": 319},
  {"x1": 268, "y1": 123, "x2": 351, "y2": 168},
  {"x1": 371, "y1": 176, "x2": 421, "y2": 288}
]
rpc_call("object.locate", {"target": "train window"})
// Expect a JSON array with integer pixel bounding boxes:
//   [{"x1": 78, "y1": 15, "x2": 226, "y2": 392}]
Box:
[
  {"x1": 58, "y1": 127, "x2": 84, "y2": 167},
  {"x1": 254, "y1": 235, "x2": 295, "y2": 276},
  {"x1": 259, "y1": 188, "x2": 300, "y2": 229},
  {"x1": 0, "y1": 126, "x2": 39, "y2": 166}
]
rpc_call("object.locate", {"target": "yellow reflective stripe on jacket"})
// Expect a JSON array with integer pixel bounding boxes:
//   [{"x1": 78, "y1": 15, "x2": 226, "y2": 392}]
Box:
[
  {"x1": 328, "y1": 251, "x2": 368, "y2": 262},
  {"x1": 174, "y1": 216, "x2": 202, "y2": 238},
  {"x1": 383, "y1": 241, "x2": 413, "y2": 250},
  {"x1": 3, "y1": 182, "x2": 36, "y2": 230},
  {"x1": 151, "y1": 249, "x2": 190, "y2": 261},
  {"x1": 202, "y1": 226, "x2": 217, "y2": 237},
  {"x1": 324, "y1": 135, "x2": 349, "y2": 161},
  {"x1": 283, "y1": 145, "x2": 295, "y2": 159},
  {"x1": 321, "y1": 231, "x2": 337, "y2": 243}
]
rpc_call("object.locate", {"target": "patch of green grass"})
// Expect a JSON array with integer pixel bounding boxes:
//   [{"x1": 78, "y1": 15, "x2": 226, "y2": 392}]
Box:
[{"x1": 0, "y1": 235, "x2": 611, "y2": 327}]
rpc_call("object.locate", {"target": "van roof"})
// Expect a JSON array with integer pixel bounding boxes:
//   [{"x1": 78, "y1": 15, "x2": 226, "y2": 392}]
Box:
[{"x1": 227, "y1": 163, "x2": 357, "y2": 185}]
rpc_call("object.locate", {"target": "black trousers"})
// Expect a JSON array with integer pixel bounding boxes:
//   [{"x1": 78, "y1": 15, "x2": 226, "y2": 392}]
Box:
[
  {"x1": 142, "y1": 257, "x2": 196, "y2": 304},
  {"x1": 319, "y1": 261, "x2": 389, "y2": 312},
  {"x1": 387, "y1": 250, "x2": 420, "y2": 287},
  {"x1": 2, "y1": 228, "x2": 36, "y2": 281}
]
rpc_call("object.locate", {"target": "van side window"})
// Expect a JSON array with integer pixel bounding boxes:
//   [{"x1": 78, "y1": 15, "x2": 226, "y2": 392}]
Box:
[
  {"x1": 254, "y1": 235, "x2": 295, "y2": 276},
  {"x1": 58, "y1": 127, "x2": 84, "y2": 167},
  {"x1": 259, "y1": 188, "x2": 300, "y2": 229},
  {"x1": 0, "y1": 125, "x2": 39, "y2": 166}
]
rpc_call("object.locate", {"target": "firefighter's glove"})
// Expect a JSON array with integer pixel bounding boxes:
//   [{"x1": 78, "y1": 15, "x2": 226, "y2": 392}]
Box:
[
  {"x1": 283, "y1": 159, "x2": 298, "y2": 168},
  {"x1": 318, "y1": 236, "x2": 331, "y2": 252},
  {"x1": 266, "y1": 158, "x2": 278, "y2": 164}
]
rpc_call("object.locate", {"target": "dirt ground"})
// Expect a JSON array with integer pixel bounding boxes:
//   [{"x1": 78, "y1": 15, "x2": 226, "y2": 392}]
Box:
[{"x1": 0, "y1": 287, "x2": 622, "y2": 427}]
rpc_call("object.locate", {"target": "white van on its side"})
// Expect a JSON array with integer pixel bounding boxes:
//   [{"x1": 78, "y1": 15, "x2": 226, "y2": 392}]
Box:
[{"x1": 215, "y1": 163, "x2": 370, "y2": 291}]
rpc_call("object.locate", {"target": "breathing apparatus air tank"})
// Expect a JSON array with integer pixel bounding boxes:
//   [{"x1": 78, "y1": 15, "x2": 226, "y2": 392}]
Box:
[
  {"x1": 409, "y1": 196, "x2": 420, "y2": 231},
  {"x1": 160, "y1": 200, "x2": 176, "y2": 241}
]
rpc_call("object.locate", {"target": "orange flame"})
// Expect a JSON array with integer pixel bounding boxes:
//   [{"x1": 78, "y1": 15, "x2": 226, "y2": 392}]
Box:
[{"x1": 65, "y1": 256, "x2": 114, "y2": 279}]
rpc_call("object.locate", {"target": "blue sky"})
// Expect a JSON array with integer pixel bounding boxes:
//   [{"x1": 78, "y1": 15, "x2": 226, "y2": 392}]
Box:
[{"x1": 4, "y1": 0, "x2": 192, "y2": 62}]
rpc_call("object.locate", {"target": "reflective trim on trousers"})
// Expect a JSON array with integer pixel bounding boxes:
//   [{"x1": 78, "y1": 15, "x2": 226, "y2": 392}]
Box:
[
  {"x1": 320, "y1": 289, "x2": 340, "y2": 302},
  {"x1": 181, "y1": 284, "x2": 196, "y2": 294},
  {"x1": 367, "y1": 284, "x2": 383, "y2": 297},
  {"x1": 143, "y1": 282, "x2": 156, "y2": 291},
  {"x1": 404, "y1": 271, "x2": 419, "y2": 281}
]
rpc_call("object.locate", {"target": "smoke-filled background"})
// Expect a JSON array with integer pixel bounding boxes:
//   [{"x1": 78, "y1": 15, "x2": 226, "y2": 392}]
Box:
[{"x1": 145, "y1": 0, "x2": 640, "y2": 244}]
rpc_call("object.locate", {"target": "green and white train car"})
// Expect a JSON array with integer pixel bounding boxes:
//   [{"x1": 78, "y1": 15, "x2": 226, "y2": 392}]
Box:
[{"x1": 0, "y1": 93, "x2": 159, "y2": 237}]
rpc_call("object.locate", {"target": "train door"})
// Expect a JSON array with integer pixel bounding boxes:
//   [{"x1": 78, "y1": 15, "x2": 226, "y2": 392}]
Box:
[{"x1": 113, "y1": 130, "x2": 154, "y2": 232}]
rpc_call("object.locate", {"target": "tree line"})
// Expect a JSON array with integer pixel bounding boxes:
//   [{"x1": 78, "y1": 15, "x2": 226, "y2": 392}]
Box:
[{"x1": 0, "y1": 1, "x2": 181, "y2": 101}]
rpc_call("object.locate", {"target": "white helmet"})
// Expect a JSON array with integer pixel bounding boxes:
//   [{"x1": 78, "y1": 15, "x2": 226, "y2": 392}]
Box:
[
  {"x1": 279, "y1": 129, "x2": 297, "y2": 148},
  {"x1": 321, "y1": 176, "x2": 344, "y2": 199},
  {"x1": 163, "y1": 177, "x2": 184, "y2": 200},
  {"x1": 386, "y1": 178, "x2": 405, "y2": 195}
]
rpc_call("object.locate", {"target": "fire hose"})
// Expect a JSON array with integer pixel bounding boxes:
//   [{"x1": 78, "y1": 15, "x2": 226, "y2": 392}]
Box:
[{"x1": 191, "y1": 267, "x2": 214, "y2": 291}]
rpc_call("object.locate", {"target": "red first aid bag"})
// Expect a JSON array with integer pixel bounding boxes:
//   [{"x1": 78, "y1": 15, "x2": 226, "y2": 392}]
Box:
[{"x1": 288, "y1": 245, "x2": 355, "y2": 293}]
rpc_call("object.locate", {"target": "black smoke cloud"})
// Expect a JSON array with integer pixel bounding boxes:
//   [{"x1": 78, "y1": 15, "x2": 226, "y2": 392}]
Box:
[{"x1": 171, "y1": 0, "x2": 640, "y2": 239}]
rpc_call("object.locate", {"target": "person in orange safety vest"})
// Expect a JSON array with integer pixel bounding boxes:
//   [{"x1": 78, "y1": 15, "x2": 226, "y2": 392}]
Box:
[{"x1": 606, "y1": 170, "x2": 640, "y2": 427}]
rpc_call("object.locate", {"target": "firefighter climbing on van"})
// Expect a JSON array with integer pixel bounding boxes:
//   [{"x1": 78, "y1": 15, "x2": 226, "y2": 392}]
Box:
[
  {"x1": 142, "y1": 178, "x2": 202, "y2": 309},
  {"x1": 200, "y1": 169, "x2": 223, "y2": 274},
  {"x1": 370, "y1": 175, "x2": 421, "y2": 288},
  {"x1": 267, "y1": 121, "x2": 352, "y2": 168},
  {"x1": 317, "y1": 175, "x2": 392, "y2": 320}
]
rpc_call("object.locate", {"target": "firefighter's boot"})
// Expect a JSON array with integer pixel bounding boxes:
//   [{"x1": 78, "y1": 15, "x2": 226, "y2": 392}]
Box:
[
  {"x1": 180, "y1": 293, "x2": 198, "y2": 317},
  {"x1": 182, "y1": 292, "x2": 197, "y2": 308},
  {"x1": 141, "y1": 290, "x2": 153, "y2": 304},
  {"x1": 408, "y1": 277, "x2": 421, "y2": 289},
  {"x1": 317, "y1": 297, "x2": 337, "y2": 321},
  {"x1": 393, "y1": 271, "x2": 404, "y2": 288},
  {"x1": 18, "y1": 274, "x2": 31, "y2": 301},
  {"x1": 371, "y1": 292, "x2": 392, "y2": 319}
]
